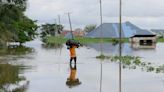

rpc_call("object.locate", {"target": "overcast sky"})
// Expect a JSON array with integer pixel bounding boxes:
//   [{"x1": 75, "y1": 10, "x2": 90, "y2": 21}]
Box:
[{"x1": 25, "y1": 0, "x2": 164, "y2": 30}]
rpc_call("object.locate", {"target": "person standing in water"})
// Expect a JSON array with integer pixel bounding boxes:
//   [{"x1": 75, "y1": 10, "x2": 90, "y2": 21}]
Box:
[
  {"x1": 66, "y1": 39, "x2": 81, "y2": 64},
  {"x1": 69, "y1": 45, "x2": 78, "y2": 64}
]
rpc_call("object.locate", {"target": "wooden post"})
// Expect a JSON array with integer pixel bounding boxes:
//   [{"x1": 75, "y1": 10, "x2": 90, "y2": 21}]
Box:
[{"x1": 119, "y1": 0, "x2": 122, "y2": 92}]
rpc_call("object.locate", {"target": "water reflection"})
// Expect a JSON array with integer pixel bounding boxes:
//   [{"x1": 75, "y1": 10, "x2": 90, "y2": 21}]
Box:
[
  {"x1": 41, "y1": 44, "x2": 63, "y2": 49},
  {"x1": 0, "y1": 45, "x2": 34, "y2": 56},
  {"x1": 86, "y1": 43, "x2": 119, "y2": 55},
  {"x1": 66, "y1": 64, "x2": 81, "y2": 88},
  {"x1": 86, "y1": 43, "x2": 156, "y2": 56},
  {"x1": 0, "y1": 64, "x2": 29, "y2": 92},
  {"x1": 131, "y1": 42, "x2": 156, "y2": 49}
]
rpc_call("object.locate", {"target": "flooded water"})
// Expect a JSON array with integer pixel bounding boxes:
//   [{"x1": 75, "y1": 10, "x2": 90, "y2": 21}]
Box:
[{"x1": 0, "y1": 39, "x2": 164, "y2": 92}]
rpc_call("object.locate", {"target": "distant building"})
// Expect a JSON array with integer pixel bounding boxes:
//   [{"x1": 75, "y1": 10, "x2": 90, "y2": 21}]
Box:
[
  {"x1": 63, "y1": 29, "x2": 86, "y2": 38},
  {"x1": 61, "y1": 30, "x2": 70, "y2": 36}
]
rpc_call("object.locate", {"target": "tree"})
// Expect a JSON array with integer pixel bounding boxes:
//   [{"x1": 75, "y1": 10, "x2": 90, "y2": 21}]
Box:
[
  {"x1": 40, "y1": 23, "x2": 63, "y2": 38},
  {"x1": 0, "y1": 0, "x2": 38, "y2": 46},
  {"x1": 84, "y1": 24, "x2": 96, "y2": 33},
  {"x1": 0, "y1": 0, "x2": 27, "y2": 10},
  {"x1": 14, "y1": 16, "x2": 38, "y2": 44}
]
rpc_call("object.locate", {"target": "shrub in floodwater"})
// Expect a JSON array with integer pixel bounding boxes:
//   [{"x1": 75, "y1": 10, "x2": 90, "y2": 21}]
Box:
[
  {"x1": 133, "y1": 58, "x2": 141, "y2": 65},
  {"x1": 147, "y1": 66, "x2": 155, "y2": 72},
  {"x1": 96, "y1": 54, "x2": 106, "y2": 60},
  {"x1": 96, "y1": 54, "x2": 164, "y2": 73},
  {"x1": 156, "y1": 65, "x2": 164, "y2": 73}
]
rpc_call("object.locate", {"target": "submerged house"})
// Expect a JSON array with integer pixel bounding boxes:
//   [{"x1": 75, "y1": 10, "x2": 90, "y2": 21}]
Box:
[
  {"x1": 129, "y1": 34, "x2": 156, "y2": 45},
  {"x1": 85, "y1": 21, "x2": 156, "y2": 45}
]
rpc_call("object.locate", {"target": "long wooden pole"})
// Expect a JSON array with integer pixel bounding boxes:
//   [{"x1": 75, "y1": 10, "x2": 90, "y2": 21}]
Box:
[
  {"x1": 67, "y1": 13, "x2": 74, "y2": 39},
  {"x1": 99, "y1": 0, "x2": 103, "y2": 92},
  {"x1": 100, "y1": 0, "x2": 103, "y2": 55},
  {"x1": 119, "y1": 0, "x2": 122, "y2": 92},
  {"x1": 58, "y1": 15, "x2": 61, "y2": 33}
]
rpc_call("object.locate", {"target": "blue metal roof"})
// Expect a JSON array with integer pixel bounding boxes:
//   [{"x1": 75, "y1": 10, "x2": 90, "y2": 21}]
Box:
[{"x1": 85, "y1": 21, "x2": 155, "y2": 38}]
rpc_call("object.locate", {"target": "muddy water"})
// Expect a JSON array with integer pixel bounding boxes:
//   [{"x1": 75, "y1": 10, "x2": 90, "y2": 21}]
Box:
[{"x1": 0, "y1": 39, "x2": 164, "y2": 92}]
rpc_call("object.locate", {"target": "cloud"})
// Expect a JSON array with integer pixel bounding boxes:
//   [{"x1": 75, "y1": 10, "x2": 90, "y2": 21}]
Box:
[{"x1": 25, "y1": 0, "x2": 164, "y2": 29}]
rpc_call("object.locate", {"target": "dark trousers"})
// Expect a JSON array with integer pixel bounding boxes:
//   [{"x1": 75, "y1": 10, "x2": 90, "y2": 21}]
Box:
[{"x1": 70, "y1": 57, "x2": 77, "y2": 64}]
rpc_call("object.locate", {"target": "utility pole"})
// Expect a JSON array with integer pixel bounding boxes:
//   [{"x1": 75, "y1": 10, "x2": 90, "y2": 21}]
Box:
[
  {"x1": 54, "y1": 19, "x2": 57, "y2": 36},
  {"x1": 58, "y1": 15, "x2": 61, "y2": 25},
  {"x1": 99, "y1": 0, "x2": 103, "y2": 92},
  {"x1": 99, "y1": 0, "x2": 103, "y2": 55},
  {"x1": 66, "y1": 12, "x2": 74, "y2": 39},
  {"x1": 119, "y1": 0, "x2": 122, "y2": 92},
  {"x1": 58, "y1": 15, "x2": 61, "y2": 34}
]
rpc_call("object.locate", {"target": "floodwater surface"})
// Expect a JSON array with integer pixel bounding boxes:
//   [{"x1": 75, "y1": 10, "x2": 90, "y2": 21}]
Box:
[{"x1": 0, "y1": 39, "x2": 164, "y2": 92}]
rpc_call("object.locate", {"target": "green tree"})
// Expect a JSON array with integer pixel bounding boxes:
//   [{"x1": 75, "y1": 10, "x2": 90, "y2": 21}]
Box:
[
  {"x1": 0, "y1": 0, "x2": 27, "y2": 11},
  {"x1": 0, "y1": 0, "x2": 38, "y2": 46},
  {"x1": 41, "y1": 23, "x2": 63, "y2": 38},
  {"x1": 14, "y1": 16, "x2": 38, "y2": 44},
  {"x1": 84, "y1": 24, "x2": 96, "y2": 33}
]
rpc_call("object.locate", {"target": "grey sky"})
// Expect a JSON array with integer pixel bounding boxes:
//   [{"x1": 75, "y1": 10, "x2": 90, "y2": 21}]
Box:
[{"x1": 25, "y1": 0, "x2": 164, "y2": 30}]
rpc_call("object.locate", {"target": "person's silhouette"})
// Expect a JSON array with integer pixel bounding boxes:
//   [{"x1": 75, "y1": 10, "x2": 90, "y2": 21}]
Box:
[{"x1": 66, "y1": 63, "x2": 81, "y2": 88}]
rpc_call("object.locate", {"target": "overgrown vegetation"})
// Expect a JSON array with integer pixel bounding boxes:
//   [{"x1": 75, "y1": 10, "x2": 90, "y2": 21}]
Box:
[
  {"x1": 96, "y1": 54, "x2": 164, "y2": 73},
  {"x1": 42, "y1": 36, "x2": 66, "y2": 48},
  {"x1": 40, "y1": 23, "x2": 64, "y2": 48},
  {"x1": 43, "y1": 36, "x2": 164, "y2": 47},
  {"x1": 0, "y1": 0, "x2": 38, "y2": 47},
  {"x1": 157, "y1": 38, "x2": 164, "y2": 42},
  {"x1": 43, "y1": 36, "x2": 129, "y2": 46}
]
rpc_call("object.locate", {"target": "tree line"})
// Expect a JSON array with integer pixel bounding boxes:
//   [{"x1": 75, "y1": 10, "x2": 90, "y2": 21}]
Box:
[{"x1": 40, "y1": 24, "x2": 96, "y2": 38}]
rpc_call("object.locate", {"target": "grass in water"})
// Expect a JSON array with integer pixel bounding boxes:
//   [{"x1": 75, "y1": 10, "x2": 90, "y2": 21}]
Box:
[
  {"x1": 157, "y1": 38, "x2": 164, "y2": 42},
  {"x1": 96, "y1": 55, "x2": 164, "y2": 73},
  {"x1": 43, "y1": 36, "x2": 129, "y2": 45}
]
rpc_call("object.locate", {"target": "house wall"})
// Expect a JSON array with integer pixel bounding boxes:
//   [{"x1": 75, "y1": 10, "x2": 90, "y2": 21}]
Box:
[
  {"x1": 131, "y1": 42, "x2": 156, "y2": 49},
  {"x1": 130, "y1": 37, "x2": 157, "y2": 43}
]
